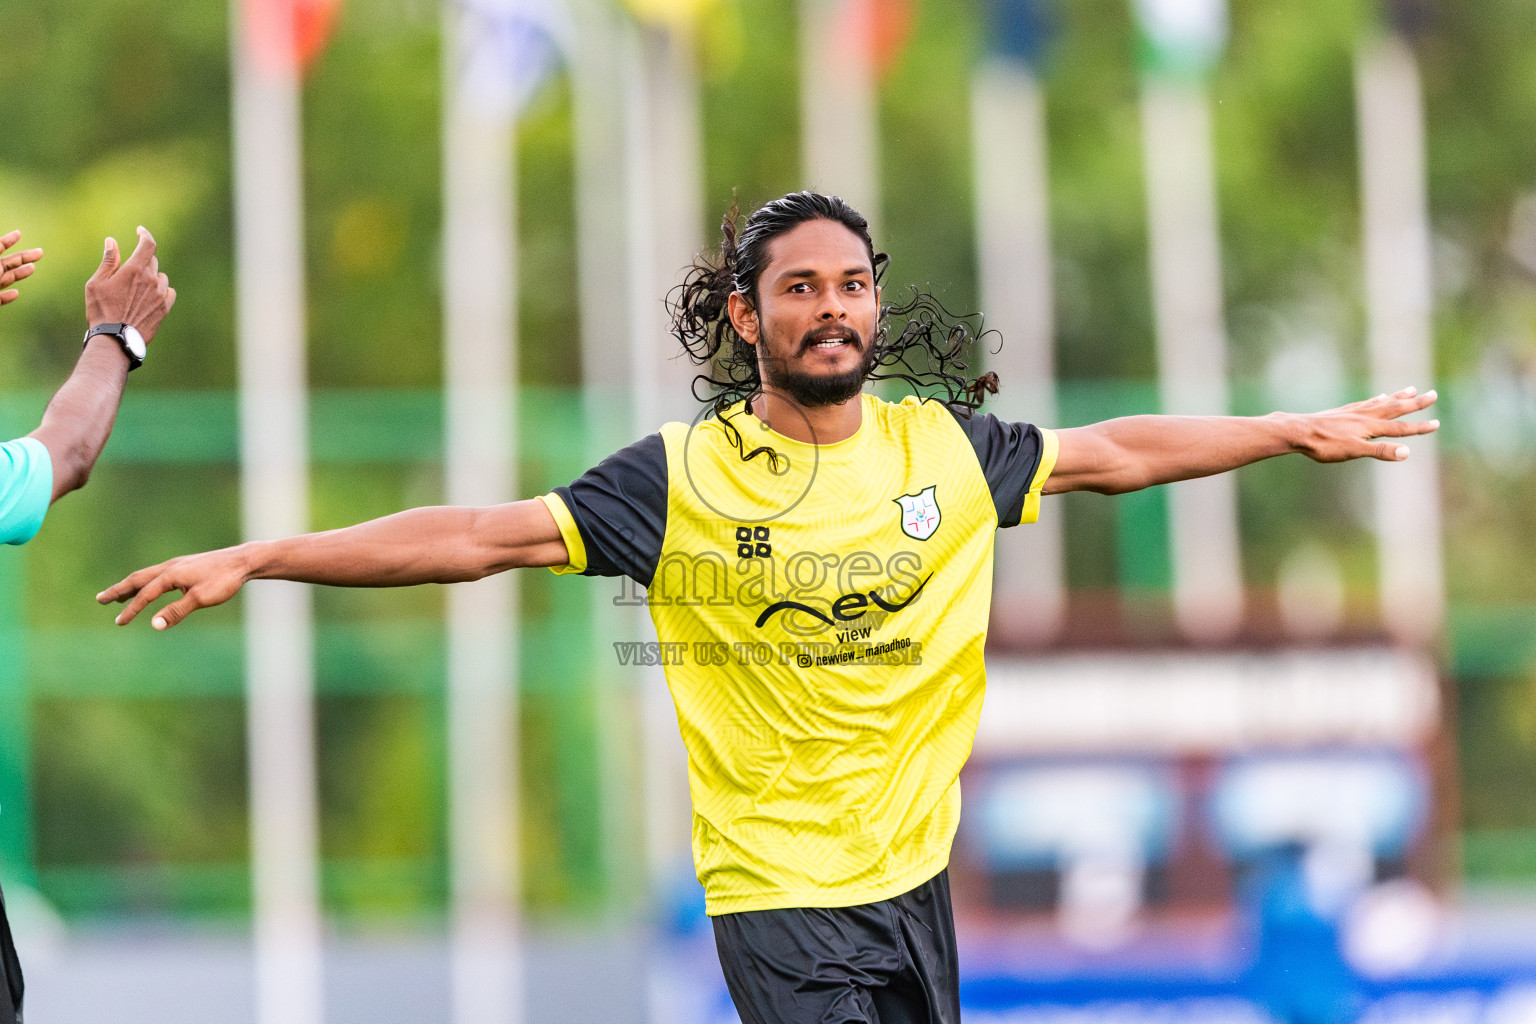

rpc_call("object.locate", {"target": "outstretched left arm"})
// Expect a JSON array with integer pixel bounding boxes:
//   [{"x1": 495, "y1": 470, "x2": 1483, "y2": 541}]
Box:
[{"x1": 1044, "y1": 386, "x2": 1439, "y2": 495}]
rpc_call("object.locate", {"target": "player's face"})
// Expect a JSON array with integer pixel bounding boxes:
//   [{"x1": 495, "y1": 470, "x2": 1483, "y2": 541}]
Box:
[{"x1": 747, "y1": 219, "x2": 880, "y2": 406}]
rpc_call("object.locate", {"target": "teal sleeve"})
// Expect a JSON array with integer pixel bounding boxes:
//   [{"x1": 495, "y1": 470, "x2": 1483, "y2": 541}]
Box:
[{"x1": 0, "y1": 437, "x2": 54, "y2": 545}]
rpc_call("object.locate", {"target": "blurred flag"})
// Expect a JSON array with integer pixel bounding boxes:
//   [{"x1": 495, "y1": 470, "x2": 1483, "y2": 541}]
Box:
[
  {"x1": 1384, "y1": 0, "x2": 1434, "y2": 38},
  {"x1": 452, "y1": 0, "x2": 573, "y2": 119},
  {"x1": 1134, "y1": 0, "x2": 1227, "y2": 78},
  {"x1": 244, "y1": 0, "x2": 344, "y2": 75},
  {"x1": 838, "y1": 0, "x2": 915, "y2": 78},
  {"x1": 622, "y1": 0, "x2": 717, "y2": 30},
  {"x1": 984, "y1": 0, "x2": 1052, "y2": 67}
]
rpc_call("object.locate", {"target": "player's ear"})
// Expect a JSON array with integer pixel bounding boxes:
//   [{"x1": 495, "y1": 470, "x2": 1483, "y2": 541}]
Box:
[{"x1": 728, "y1": 290, "x2": 759, "y2": 346}]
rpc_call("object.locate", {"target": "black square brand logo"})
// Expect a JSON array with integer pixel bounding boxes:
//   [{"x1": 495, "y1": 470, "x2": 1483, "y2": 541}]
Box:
[
  {"x1": 734, "y1": 525, "x2": 769, "y2": 557},
  {"x1": 736, "y1": 525, "x2": 770, "y2": 559}
]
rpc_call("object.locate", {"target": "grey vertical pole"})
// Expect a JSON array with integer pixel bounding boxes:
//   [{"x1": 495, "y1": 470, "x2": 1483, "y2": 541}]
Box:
[
  {"x1": 1355, "y1": 27, "x2": 1444, "y2": 644},
  {"x1": 972, "y1": 46, "x2": 1065, "y2": 642},
  {"x1": 442, "y1": 2, "x2": 522, "y2": 1022},
  {"x1": 799, "y1": 0, "x2": 881, "y2": 221},
  {"x1": 230, "y1": 2, "x2": 324, "y2": 1022},
  {"x1": 1134, "y1": 0, "x2": 1243, "y2": 641}
]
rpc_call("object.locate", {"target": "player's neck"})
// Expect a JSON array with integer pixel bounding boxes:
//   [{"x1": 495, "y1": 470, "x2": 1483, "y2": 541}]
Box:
[{"x1": 750, "y1": 389, "x2": 864, "y2": 445}]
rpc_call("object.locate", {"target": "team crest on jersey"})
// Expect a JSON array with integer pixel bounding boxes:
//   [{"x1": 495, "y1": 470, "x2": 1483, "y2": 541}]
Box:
[{"x1": 894, "y1": 486, "x2": 941, "y2": 541}]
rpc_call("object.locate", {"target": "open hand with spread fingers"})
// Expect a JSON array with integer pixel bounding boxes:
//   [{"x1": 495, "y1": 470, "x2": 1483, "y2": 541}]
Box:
[
  {"x1": 98, "y1": 546, "x2": 251, "y2": 632},
  {"x1": 0, "y1": 229, "x2": 44, "y2": 306},
  {"x1": 1287, "y1": 386, "x2": 1440, "y2": 463}
]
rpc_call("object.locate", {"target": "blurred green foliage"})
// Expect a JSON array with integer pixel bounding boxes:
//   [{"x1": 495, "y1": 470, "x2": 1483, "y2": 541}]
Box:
[{"x1": 7, "y1": 0, "x2": 1536, "y2": 921}]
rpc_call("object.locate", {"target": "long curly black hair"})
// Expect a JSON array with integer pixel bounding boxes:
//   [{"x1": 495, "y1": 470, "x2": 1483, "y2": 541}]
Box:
[{"x1": 666, "y1": 192, "x2": 1000, "y2": 464}]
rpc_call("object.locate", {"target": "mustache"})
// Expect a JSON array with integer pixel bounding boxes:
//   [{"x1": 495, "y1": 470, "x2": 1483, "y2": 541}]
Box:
[{"x1": 798, "y1": 325, "x2": 863, "y2": 353}]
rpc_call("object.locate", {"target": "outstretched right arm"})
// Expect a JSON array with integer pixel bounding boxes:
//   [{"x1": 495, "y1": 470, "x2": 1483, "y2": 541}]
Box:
[{"x1": 98, "y1": 499, "x2": 568, "y2": 631}]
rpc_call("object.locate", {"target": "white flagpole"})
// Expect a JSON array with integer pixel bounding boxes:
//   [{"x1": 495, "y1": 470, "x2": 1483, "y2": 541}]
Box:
[
  {"x1": 571, "y1": 0, "x2": 648, "y2": 905},
  {"x1": 1134, "y1": 0, "x2": 1242, "y2": 641},
  {"x1": 633, "y1": 22, "x2": 705, "y2": 431},
  {"x1": 573, "y1": 0, "x2": 634, "y2": 406},
  {"x1": 230, "y1": 2, "x2": 324, "y2": 1023},
  {"x1": 443, "y1": 2, "x2": 522, "y2": 1022},
  {"x1": 620, "y1": 14, "x2": 701, "y2": 893},
  {"x1": 971, "y1": 56, "x2": 1066, "y2": 643},
  {"x1": 799, "y1": 0, "x2": 880, "y2": 221},
  {"x1": 1355, "y1": 30, "x2": 1445, "y2": 645},
  {"x1": 1140, "y1": 79, "x2": 1242, "y2": 640}
]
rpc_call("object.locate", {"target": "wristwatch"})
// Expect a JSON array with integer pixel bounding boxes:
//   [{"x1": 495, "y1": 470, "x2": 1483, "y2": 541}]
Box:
[{"x1": 83, "y1": 322, "x2": 146, "y2": 371}]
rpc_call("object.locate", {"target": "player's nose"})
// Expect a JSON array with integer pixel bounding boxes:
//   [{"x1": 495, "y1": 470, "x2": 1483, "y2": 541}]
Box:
[{"x1": 815, "y1": 293, "x2": 849, "y2": 320}]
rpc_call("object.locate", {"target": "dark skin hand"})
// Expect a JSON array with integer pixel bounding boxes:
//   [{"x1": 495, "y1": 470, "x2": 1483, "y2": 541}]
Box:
[
  {"x1": 29, "y1": 228, "x2": 177, "y2": 500},
  {"x1": 0, "y1": 229, "x2": 44, "y2": 306},
  {"x1": 98, "y1": 216, "x2": 1439, "y2": 632}
]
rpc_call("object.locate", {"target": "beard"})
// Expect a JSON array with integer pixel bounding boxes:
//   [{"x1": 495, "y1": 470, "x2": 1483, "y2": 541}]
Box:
[{"x1": 758, "y1": 324, "x2": 879, "y2": 408}]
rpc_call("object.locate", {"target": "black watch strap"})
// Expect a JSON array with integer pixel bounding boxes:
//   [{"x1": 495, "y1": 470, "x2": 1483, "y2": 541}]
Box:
[{"x1": 83, "y1": 322, "x2": 142, "y2": 370}]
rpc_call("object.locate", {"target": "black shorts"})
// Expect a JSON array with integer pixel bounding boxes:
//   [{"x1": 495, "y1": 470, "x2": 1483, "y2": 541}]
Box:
[
  {"x1": 0, "y1": 883, "x2": 22, "y2": 1024},
  {"x1": 712, "y1": 869, "x2": 960, "y2": 1024}
]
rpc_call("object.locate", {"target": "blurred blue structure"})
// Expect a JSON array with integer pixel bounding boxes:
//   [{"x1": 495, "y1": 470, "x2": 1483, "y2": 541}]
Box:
[{"x1": 1241, "y1": 846, "x2": 1361, "y2": 1024}]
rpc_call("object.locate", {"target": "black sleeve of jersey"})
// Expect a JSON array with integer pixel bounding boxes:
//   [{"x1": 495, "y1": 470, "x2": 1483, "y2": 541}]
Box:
[
  {"x1": 551, "y1": 433, "x2": 668, "y2": 585},
  {"x1": 945, "y1": 405, "x2": 1047, "y2": 528}
]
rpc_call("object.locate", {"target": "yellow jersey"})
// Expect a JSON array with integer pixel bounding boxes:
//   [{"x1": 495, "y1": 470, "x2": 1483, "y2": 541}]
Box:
[{"x1": 539, "y1": 393, "x2": 1056, "y2": 914}]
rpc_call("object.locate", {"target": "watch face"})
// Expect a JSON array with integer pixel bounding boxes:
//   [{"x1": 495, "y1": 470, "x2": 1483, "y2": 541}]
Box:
[{"x1": 122, "y1": 325, "x2": 147, "y2": 360}]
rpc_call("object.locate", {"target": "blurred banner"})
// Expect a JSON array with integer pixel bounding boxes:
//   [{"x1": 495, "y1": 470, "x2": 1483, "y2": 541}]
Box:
[{"x1": 1134, "y1": 0, "x2": 1244, "y2": 641}]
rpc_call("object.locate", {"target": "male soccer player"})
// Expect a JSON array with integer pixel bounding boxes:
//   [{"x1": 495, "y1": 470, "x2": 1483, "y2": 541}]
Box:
[
  {"x1": 101, "y1": 193, "x2": 1436, "y2": 1024},
  {"x1": 1, "y1": 222, "x2": 176, "y2": 1024}
]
